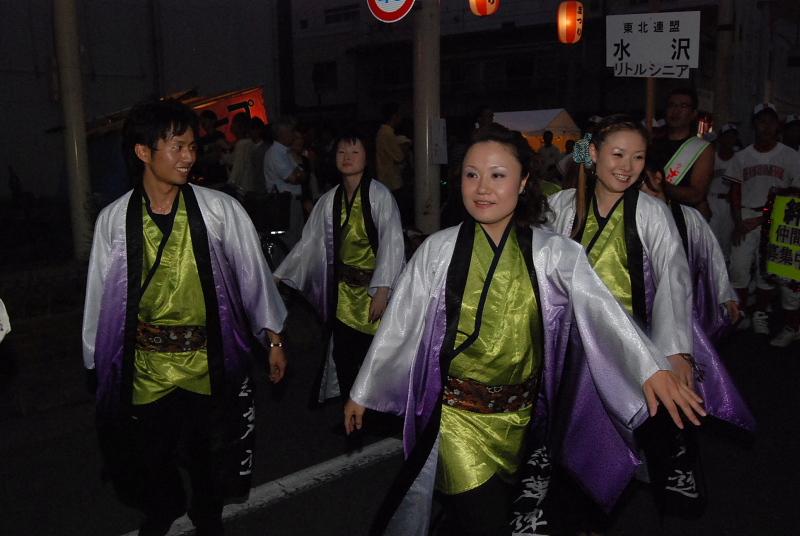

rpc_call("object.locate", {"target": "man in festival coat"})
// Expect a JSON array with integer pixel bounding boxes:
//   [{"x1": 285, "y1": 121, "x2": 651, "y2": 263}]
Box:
[{"x1": 82, "y1": 99, "x2": 287, "y2": 536}]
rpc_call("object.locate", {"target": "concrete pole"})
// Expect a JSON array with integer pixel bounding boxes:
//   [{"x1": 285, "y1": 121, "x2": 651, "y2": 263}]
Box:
[
  {"x1": 412, "y1": 0, "x2": 440, "y2": 234},
  {"x1": 762, "y1": 1, "x2": 773, "y2": 103},
  {"x1": 645, "y1": 0, "x2": 661, "y2": 133},
  {"x1": 264, "y1": 0, "x2": 281, "y2": 119},
  {"x1": 54, "y1": 0, "x2": 92, "y2": 261},
  {"x1": 713, "y1": 0, "x2": 734, "y2": 125}
]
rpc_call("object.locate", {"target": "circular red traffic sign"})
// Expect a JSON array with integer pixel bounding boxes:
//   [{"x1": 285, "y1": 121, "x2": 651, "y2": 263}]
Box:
[{"x1": 367, "y1": 0, "x2": 416, "y2": 23}]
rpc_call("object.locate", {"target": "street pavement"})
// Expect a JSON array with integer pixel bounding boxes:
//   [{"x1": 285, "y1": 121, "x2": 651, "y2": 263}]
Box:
[{"x1": 1, "y1": 292, "x2": 798, "y2": 535}]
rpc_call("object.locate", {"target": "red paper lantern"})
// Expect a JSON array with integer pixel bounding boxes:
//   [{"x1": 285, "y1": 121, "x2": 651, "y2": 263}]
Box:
[
  {"x1": 557, "y1": 1, "x2": 584, "y2": 44},
  {"x1": 469, "y1": 0, "x2": 500, "y2": 17}
]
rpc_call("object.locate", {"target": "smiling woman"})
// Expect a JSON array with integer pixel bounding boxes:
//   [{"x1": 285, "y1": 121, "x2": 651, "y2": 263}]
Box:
[
  {"x1": 546, "y1": 114, "x2": 753, "y2": 531},
  {"x1": 461, "y1": 142, "x2": 528, "y2": 244},
  {"x1": 344, "y1": 125, "x2": 706, "y2": 535}
]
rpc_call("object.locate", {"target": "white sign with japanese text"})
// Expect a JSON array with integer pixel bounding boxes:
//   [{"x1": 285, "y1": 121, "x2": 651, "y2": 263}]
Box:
[{"x1": 606, "y1": 11, "x2": 700, "y2": 79}]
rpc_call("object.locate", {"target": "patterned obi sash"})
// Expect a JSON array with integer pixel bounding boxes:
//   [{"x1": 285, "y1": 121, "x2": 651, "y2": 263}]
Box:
[
  {"x1": 337, "y1": 263, "x2": 374, "y2": 287},
  {"x1": 135, "y1": 322, "x2": 207, "y2": 353},
  {"x1": 442, "y1": 375, "x2": 537, "y2": 414}
]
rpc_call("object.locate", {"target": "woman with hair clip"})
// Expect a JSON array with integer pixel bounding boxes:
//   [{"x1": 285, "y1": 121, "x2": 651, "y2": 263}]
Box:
[
  {"x1": 546, "y1": 114, "x2": 754, "y2": 532},
  {"x1": 274, "y1": 131, "x2": 405, "y2": 411},
  {"x1": 343, "y1": 124, "x2": 705, "y2": 536}
]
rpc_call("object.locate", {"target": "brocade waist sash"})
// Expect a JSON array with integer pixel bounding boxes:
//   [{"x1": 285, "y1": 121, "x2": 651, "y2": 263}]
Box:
[
  {"x1": 337, "y1": 263, "x2": 374, "y2": 287},
  {"x1": 135, "y1": 322, "x2": 207, "y2": 353},
  {"x1": 442, "y1": 375, "x2": 536, "y2": 414}
]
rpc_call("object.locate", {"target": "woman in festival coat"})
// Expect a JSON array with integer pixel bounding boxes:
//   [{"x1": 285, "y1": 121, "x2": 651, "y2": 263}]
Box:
[
  {"x1": 344, "y1": 125, "x2": 704, "y2": 536},
  {"x1": 546, "y1": 117, "x2": 753, "y2": 530},
  {"x1": 274, "y1": 132, "x2": 405, "y2": 403},
  {"x1": 547, "y1": 115, "x2": 753, "y2": 432}
]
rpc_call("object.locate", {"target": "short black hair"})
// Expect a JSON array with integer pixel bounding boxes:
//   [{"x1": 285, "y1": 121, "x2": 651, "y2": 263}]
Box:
[
  {"x1": 666, "y1": 87, "x2": 699, "y2": 110},
  {"x1": 334, "y1": 128, "x2": 375, "y2": 181},
  {"x1": 121, "y1": 99, "x2": 198, "y2": 182}
]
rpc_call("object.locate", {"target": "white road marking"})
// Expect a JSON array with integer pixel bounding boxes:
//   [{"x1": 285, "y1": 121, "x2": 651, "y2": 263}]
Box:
[{"x1": 120, "y1": 437, "x2": 403, "y2": 535}]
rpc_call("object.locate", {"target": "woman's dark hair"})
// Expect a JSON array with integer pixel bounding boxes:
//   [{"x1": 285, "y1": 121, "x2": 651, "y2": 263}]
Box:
[
  {"x1": 121, "y1": 99, "x2": 198, "y2": 183},
  {"x1": 571, "y1": 113, "x2": 650, "y2": 238},
  {"x1": 466, "y1": 124, "x2": 550, "y2": 227},
  {"x1": 591, "y1": 113, "x2": 651, "y2": 151}
]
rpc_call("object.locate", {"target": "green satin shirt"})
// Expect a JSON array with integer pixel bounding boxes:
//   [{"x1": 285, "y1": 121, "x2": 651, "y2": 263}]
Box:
[
  {"x1": 437, "y1": 224, "x2": 541, "y2": 495},
  {"x1": 581, "y1": 197, "x2": 633, "y2": 314},
  {"x1": 335, "y1": 186, "x2": 379, "y2": 335},
  {"x1": 132, "y1": 193, "x2": 210, "y2": 405}
]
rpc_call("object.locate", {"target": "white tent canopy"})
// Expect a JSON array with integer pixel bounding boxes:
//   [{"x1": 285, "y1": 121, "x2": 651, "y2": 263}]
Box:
[{"x1": 494, "y1": 108, "x2": 580, "y2": 138}]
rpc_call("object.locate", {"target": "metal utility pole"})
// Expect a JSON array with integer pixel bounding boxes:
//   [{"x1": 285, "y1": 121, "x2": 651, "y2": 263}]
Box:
[
  {"x1": 412, "y1": 0, "x2": 441, "y2": 234},
  {"x1": 54, "y1": 0, "x2": 92, "y2": 261}
]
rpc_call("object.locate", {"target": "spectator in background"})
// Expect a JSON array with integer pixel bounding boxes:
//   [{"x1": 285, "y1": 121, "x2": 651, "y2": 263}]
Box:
[
  {"x1": 538, "y1": 130, "x2": 563, "y2": 182},
  {"x1": 376, "y1": 102, "x2": 411, "y2": 223},
  {"x1": 726, "y1": 103, "x2": 800, "y2": 340},
  {"x1": 649, "y1": 87, "x2": 715, "y2": 219},
  {"x1": 195, "y1": 110, "x2": 229, "y2": 184},
  {"x1": 249, "y1": 117, "x2": 270, "y2": 182},
  {"x1": 564, "y1": 138, "x2": 575, "y2": 156},
  {"x1": 225, "y1": 113, "x2": 262, "y2": 197},
  {"x1": 264, "y1": 117, "x2": 306, "y2": 247},
  {"x1": 289, "y1": 129, "x2": 320, "y2": 216}
]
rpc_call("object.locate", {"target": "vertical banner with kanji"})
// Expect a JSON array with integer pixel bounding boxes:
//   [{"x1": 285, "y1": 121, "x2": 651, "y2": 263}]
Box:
[
  {"x1": 766, "y1": 194, "x2": 800, "y2": 282},
  {"x1": 606, "y1": 11, "x2": 700, "y2": 79}
]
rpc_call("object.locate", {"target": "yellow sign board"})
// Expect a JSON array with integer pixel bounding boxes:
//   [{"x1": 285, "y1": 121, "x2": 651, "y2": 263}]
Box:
[{"x1": 766, "y1": 194, "x2": 800, "y2": 282}]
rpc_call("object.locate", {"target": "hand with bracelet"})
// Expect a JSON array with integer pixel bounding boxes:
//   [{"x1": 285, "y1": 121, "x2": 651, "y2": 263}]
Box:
[
  {"x1": 267, "y1": 330, "x2": 287, "y2": 383},
  {"x1": 667, "y1": 353, "x2": 696, "y2": 389}
]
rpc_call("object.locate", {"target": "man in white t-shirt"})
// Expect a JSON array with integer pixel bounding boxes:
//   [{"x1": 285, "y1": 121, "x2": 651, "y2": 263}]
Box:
[
  {"x1": 225, "y1": 113, "x2": 263, "y2": 197},
  {"x1": 726, "y1": 103, "x2": 800, "y2": 339},
  {"x1": 538, "y1": 130, "x2": 563, "y2": 182},
  {"x1": 264, "y1": 118, "x2": 305, "y2": 247}
]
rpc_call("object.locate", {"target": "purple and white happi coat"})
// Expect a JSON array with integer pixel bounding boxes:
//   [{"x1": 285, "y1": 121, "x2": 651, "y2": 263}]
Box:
[
  {"x1": 274, "y1": 178, "x2": 405, "y2": 401},
  {"x1": 82, "y1": 185, "x2": 286, "y2": 493},
  {"x1": 548, "y1": 189, "x2": 755, "y2": 433},
  {"x1": 351, "y1": 224, "x2": 672, "y2": 535}
]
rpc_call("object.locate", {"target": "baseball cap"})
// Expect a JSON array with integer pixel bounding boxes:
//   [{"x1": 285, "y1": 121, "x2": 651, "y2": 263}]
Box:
[
  {"x1": 719, "y1": 123, "x2": 738, "y2": 135},
  {"x1": 785, "y1": 114, "x2": 800, "y2": 125},
  {"x1": 753, "y1": 102, "x2": 778, "y2": 119}
]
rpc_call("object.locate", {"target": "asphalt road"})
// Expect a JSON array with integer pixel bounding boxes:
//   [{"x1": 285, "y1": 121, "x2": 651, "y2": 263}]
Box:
[{"x1": 0, "y1": 295, "x2": 798, "y2": 536}]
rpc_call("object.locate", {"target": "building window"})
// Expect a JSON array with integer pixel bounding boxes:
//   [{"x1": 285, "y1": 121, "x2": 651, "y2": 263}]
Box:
[
  {"x1": 325, "y1": 4, "x2": 359, "y2": 24},
  {"x1": 312, "y1": 62, "x2": 338, "y2": 92}
]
